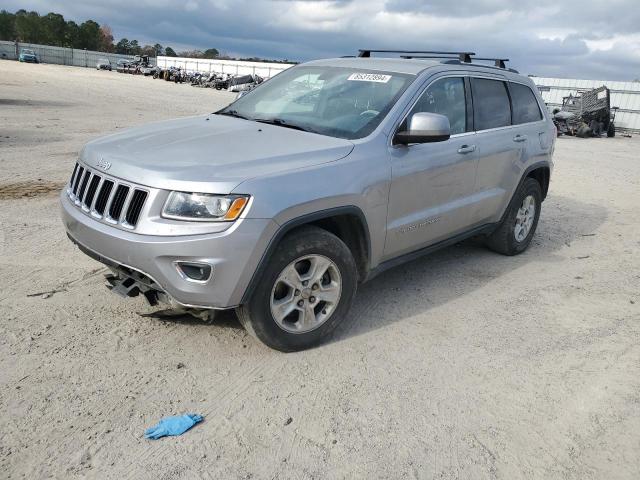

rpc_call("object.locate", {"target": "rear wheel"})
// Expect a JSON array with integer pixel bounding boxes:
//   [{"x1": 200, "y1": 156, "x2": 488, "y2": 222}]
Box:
[
  {"x1": 607, "y1": 122, "x2": 615, "y2": 137},
  {"x1": 485, "y1": 177, "x2": 542, "y2": 256},
  {"x1": 237, "y1": 226, "x2": 357, "y2": 352}
]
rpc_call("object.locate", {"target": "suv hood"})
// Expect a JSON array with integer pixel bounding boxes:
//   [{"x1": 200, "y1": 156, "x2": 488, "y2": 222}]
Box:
[{"x1": 80, "y1": 114, "x2": 354, "y2": 193}]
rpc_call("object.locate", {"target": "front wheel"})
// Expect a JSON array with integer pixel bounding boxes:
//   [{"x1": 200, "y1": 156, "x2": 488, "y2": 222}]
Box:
[
  {"x1": 237, "y1": 226, "x2": 357, "y2": 352},
  {"x1": 485, "y1": 177, "x2": 542, "y2": 256}
]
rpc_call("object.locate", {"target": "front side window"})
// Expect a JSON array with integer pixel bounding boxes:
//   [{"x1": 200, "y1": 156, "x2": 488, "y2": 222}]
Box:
[
  {"x1": 471, "y1": 78, "x2": 511, "y2": 130},
  {"x1": 510, "y1": 82, "x2": 543, "y2": 124},
  {"x1": 217, "y1": 66, "x2": 414, "y2": 140},
  {"x1": 407, "y1": 77, "x2": 468, "y2": 135}
]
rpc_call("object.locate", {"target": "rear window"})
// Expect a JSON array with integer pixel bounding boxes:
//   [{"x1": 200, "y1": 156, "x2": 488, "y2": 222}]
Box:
[
  {"x1": 510, "y1": 82, "x2": 543, "y2": 124},
  {"x1": 471, "y1": 78, "x2": 511, "y2": 130}
]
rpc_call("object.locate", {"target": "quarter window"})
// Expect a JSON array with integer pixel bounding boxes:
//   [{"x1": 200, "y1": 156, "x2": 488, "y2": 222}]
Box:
[
  {"x1": 510, "y1": 82, "x2": 543, "y2": 124},
  {"x1": 408, "y1": 77, "x2": 468, "y2": 135},
  {"x1": 471, "y1": 78, "x2": 511, "y2": 130}
]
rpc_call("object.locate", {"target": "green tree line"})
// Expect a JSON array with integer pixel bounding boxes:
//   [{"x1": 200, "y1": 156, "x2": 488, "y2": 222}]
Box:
[
  {"x1": 0, "y1": 9, "x2": 206, "y2": 57},
  {"x1": 0, "y1": 9, "x2": 293, "y2": 63}
]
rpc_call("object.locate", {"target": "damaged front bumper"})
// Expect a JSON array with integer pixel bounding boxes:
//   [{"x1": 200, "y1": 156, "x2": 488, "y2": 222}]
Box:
[{"x1": 60, "y1": 190, "x2": 278, "y2": 310}]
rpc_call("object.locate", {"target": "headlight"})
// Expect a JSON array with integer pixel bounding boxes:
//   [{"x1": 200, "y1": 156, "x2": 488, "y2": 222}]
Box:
[{"x1": 162, "y1": 192, "x2": 249, "y2": 222}]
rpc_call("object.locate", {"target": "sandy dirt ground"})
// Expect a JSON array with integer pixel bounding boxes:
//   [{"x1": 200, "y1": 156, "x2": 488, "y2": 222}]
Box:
[{"x1": 1, "y1": 61, "x2": 639, "y2": 480}]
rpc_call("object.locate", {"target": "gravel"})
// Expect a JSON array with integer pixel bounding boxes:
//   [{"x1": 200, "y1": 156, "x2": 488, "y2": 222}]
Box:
[{"x1": 1, "y1": 61, "x2": 639, "y2": 479}]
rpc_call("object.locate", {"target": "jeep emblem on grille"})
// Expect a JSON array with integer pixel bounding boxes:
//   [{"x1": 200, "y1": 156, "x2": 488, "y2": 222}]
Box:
[{"x1": 96, "y1": 158, "x2": 111, "y2": 171}]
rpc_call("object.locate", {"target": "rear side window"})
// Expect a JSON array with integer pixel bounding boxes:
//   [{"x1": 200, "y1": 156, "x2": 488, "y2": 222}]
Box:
[
  {"x1": 510, "y1": 82, "x2": 543, "y2": 124},
  {"x1": 408, "y1": 77, "x2": 468, "y2": 135},
  {"x1": 471, "y1": 78, "x2": 511, "y2": 130}
]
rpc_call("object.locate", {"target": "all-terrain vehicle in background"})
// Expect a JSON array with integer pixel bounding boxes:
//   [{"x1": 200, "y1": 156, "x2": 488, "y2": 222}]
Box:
[
  {"x1": 552, "y1": 86, "x2": 617, "y2": 137},
  {"x1": 61, "y1": 49, "x2": 555, "y2": 351}
]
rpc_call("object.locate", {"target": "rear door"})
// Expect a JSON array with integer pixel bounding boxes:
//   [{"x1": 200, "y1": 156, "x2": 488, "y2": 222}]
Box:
[
  {"x1": 384, "y1": 75, "x2": 478, "y2": 260},
  {"x1": 466, "y1": 77, "x2": 525, "y2": 226},
  {"x1": 508, "y1": 80, "x2": 549, "y2": 168}
]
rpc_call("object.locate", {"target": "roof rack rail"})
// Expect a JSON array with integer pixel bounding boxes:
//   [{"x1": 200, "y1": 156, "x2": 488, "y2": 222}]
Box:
[
  {"x1": 357, "y1": 49, "x2": 475, "y2": 63},
  {"x1": 399, "y1": 54, "x2": 510, "y2": 69}
]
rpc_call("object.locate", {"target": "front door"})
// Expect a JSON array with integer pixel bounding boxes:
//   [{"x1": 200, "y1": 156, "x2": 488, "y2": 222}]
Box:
[{"x1": 384, "y1": 76, "x2": 478, "y2": 260}]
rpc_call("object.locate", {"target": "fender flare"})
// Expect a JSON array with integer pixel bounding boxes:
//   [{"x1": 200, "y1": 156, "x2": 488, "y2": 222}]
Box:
[
  {"x1": 240, "y1": 206, "x2": 371, "y2": 304},
  {"x1": 498, "y1": 160, "x2": 551, "y2": 226}
]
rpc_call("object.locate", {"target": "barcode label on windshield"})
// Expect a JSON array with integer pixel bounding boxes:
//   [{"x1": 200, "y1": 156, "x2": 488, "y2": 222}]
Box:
[{"x1": 347, "y1": 73, "x2": 391, "y2": 83}]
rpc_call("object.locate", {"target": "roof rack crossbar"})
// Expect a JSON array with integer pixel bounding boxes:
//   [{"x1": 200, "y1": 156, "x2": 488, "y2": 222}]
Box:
[
  {"x1": 400, "y1": 55, "x2": 460, "y2": 60},
  {"x1": 358, "y1": 49, "x2": 475, "y2": 63},
  {"x1": 473, "y1": 57, "x2": 509, "y2": 69}
]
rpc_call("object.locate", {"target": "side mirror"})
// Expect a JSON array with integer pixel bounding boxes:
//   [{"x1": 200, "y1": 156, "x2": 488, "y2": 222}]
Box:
[{"x1": 394, "y1": 112, "x2": 451, "y2": 145}]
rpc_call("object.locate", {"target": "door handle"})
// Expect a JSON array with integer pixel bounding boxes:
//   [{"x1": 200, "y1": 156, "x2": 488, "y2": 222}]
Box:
[
  {"x1": 513, "y1": 134, "x2": 528, "y2": 143},
  {"x1": 457, "y1": 144, "x2": 476, "y2": 154}
]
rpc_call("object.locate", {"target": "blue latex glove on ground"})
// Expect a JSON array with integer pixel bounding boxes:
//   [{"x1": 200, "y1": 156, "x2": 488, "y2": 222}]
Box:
[{"x1": 144, "y1": 413, "x2": 203, "y2": 439}]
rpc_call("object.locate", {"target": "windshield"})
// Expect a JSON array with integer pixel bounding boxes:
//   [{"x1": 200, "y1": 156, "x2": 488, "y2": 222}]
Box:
[
  {"x1": 218, "y1": 66, "x2": 414, "y2": 139},
  {"x1": 22, "y1": 49, "x2": 35, "y2": 55}
]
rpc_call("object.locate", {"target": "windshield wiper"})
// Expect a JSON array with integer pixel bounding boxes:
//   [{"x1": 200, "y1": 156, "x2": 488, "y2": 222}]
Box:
[
  {"x1": 254, "y1": 118, "x2": 315, "y2": 133},
  {"x1": 216, "y1": 109, "x2": 252, "y2": 121}
]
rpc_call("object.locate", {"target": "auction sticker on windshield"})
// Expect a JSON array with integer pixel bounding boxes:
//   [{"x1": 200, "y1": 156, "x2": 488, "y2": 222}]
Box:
[{"x1": 347, "y1": 73, "x2": 392, "y2": 83}]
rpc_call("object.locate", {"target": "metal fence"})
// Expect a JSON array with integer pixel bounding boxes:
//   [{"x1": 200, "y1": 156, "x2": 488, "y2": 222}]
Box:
[
  {"x1": 0, "y1": 40, "x2": 294, "y2": 78},
  {"x1": 157, "y1": 56, "x2": 294, "y2": 78},
  {"x1": 0, "y1": 40, "x2": 136, "y2": 68},
  {"x1": 531, "y1": 76, "x2": 640, "y2": 133}
]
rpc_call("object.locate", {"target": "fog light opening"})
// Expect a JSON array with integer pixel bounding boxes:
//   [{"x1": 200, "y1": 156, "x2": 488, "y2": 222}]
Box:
[{"x1": 175, "y1": 262, "x2": 213, "y2": 283}]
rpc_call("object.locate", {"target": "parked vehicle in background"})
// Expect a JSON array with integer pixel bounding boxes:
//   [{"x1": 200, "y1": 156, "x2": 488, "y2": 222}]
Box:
[
  {"x1": 140, "y1": 64, "x2": 156, "y2": 76},
  {"x1": 552, "y1": 86, "x2": 617, "y2": 137},
  {"x1": 212, "y1": 73, "x2": 232, "y2": 90},
  {"x1": 128, "y1": 55, "x2": 153, "y2": 75},
  {"x1": 116, "y1": 59, "x2": 130, "y2": 73},
  {"x1": 19, "y1": 49, "x2": 38, "y2": 63},
  {"x1": 228, "y1": 74, "x2": 264, "y2": 92},
  {"x1": 61, "y1": 49, "x2": 555, "y2": 351},
  {"x1": 96, "y1": 58, "x2": 112, "y2": 71},
  {"x1": 162, "y1": 66, "x2": 185, "y2": 83}
]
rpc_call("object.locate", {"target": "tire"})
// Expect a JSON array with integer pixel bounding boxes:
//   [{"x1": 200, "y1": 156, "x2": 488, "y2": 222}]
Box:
[
  {"x1": 236, "y1": 226, "x2": 357, "y2": 352},
  {"x1": 485, "y1": 177, "x2": 542, "y2": 256},
  {"x1": 607, "y1": 122, "x2": 615, "y2": 137}
]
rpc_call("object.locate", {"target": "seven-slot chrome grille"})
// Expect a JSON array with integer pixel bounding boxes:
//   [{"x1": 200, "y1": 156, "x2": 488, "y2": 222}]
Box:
[{"x1": 67, "y1": 162, "x2": 148, "y2": 229}]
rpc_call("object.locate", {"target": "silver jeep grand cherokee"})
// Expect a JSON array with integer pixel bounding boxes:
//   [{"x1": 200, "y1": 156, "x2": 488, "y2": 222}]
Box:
[{"x1": 61, "y1": 49, "x2": 555, "y2": 351}]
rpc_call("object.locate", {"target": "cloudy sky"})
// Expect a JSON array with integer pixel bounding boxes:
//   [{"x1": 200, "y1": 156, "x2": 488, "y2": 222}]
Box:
[{"x1": 6, "y1": 0, "x2": 640, "y2": 80}]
